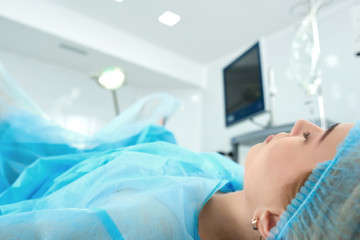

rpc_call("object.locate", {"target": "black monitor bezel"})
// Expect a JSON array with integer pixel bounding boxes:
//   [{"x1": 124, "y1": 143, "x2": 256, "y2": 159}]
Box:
[{"x1": 223, "y1": 42, "x2": 265, "y2": 127}]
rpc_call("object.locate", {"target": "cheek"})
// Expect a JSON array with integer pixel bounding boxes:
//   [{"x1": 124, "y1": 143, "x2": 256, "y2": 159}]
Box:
[
  {"x1": 264, "y1": 142, "x2": 313, "y2": 189},
  {"x1": 254, "y1": 142, "x2": 304, "y2": 184},
  {"x1": 244, "y1": 140, "x2": 306, "y2": 189},
  {"x1": 313, "y1": 145, "x2": 337, "y2": 164},
  {"x1": 266, "y1": 142, "x2": 296, "y2": 166}
]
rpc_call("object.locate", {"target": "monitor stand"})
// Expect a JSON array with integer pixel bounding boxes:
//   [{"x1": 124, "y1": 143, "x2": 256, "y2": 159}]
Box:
[
  {"x1": 249, "y1": 68, "x2": 277, "y2": 129},
  {"x1": 249, "y1": 68, "x2": 276, "y2": 129}
]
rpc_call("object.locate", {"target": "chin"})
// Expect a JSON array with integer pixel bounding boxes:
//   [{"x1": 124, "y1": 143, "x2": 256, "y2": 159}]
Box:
[{"x1": 247, "y1": 143, "x2": 261, "y2": 160}]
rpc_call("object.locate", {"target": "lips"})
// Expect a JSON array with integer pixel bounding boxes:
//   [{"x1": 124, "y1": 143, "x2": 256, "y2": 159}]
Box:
[{"x1": 265, "y1": 135, "x2": 274, "y2": 144}]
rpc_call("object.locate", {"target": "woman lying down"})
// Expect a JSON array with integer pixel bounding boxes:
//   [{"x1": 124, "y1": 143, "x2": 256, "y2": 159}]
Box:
[{"x1": 0, "y1": 99, "x2": 358, "y2": 239}]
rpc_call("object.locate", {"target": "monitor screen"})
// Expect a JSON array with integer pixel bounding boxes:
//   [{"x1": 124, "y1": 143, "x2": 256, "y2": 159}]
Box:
[{"x1": 223, "y1": 42, "x2": 265, "y2": 127}]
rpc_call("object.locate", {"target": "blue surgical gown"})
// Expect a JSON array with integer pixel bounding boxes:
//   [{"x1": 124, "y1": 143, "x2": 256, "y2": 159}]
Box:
[{"x1": 0, "y1": 109, "x2": 244, "y2": 239}]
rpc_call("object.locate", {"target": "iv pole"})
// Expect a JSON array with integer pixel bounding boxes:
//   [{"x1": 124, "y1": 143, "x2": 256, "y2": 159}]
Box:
[{"x1": 308, "y1": 0, "x2": 327, "y2": 129}]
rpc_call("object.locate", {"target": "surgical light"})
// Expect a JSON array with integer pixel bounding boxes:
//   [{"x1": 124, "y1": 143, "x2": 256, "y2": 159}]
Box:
[{"x1": 98, "y1": 67, "x2": 125, "y2": 90}]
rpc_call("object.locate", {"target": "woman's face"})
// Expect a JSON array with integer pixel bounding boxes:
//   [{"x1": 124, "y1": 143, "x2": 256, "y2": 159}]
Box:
[{"x1": 244, "y1": 119, "x2": 354, "y2": 206}]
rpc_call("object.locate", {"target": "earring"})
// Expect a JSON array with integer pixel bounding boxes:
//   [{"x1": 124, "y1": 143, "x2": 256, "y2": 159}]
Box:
[{"x1": 251, "y1": 216, "x2": 260, "y2": 230}]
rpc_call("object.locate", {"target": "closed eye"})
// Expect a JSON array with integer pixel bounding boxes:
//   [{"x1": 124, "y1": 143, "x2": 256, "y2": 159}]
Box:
[{"x1": 320, "y1": 123, "x2": 339, "y2": 142}]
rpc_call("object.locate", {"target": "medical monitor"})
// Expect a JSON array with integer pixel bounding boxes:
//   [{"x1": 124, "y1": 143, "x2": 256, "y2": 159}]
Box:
[{"x1": 223, "y1": 42, "x2": 265, "y2": 127}]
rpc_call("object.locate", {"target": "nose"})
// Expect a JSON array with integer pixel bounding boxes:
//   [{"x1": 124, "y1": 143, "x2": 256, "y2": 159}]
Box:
[{"x1": 289, "y1": 119, "x2": 323, "y2": 137}]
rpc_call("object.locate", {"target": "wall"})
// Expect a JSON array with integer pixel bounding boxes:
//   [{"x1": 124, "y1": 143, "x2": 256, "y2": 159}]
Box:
[
  {"x1": 266, "y1": 0, "x2": 360, "y2": 125},
  {"x1": 0, "y1": 0, "x2": 205, "y2": 89},
  {"x1": 0, "y1": 49, "x2": 204, "y2": 151},
  {"x1": 201, "y1": 0, "x2": 360, "y2": 165},
  {"x1": 1, "y1": 1, "x2": 358, "y2": 157},
  {"x1": 141, "y1": 87, "x2": 204, "y2": 151}
]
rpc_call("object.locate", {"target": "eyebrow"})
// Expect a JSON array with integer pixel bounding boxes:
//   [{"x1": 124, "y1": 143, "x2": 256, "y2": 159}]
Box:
[{"x1": 319, "y1": 123, "x2": 339, "y2": 142}]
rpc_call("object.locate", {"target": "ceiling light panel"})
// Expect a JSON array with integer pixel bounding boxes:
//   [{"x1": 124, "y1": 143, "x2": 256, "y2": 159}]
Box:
[{"x1": 158, "y1": 11, "x2": 181, "y2": 27}]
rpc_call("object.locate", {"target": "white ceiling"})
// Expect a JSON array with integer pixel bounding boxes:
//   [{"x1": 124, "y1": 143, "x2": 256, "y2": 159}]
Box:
[
  {"x1": 0, "y1": 16, "x2": 197, "y2": 89},
  {"x1": 49, "y1": 0, "x2": 304, "y2": 64},
  {"x1": 0, "y1": 0, "x2": 345, "y2": 88}
]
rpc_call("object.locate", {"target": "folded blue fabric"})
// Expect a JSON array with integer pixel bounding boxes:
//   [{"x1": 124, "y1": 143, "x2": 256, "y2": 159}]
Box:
[
  {"x1": 0, "y1": 103, "x2": 243, "y2": 240},
  {"x1": 0, "y1": 63, "x2": 244, "y2": 239}
]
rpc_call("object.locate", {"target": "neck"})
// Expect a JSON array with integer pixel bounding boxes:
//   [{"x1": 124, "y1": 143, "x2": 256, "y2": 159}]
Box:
[{"x1": 198, "y1": 191, "x2": 257, "y2": 240}]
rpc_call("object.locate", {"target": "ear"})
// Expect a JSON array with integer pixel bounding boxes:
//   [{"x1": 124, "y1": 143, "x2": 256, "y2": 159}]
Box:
[{"x1": 256, "y1": 209, "x2": 281, "y2": 239}]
